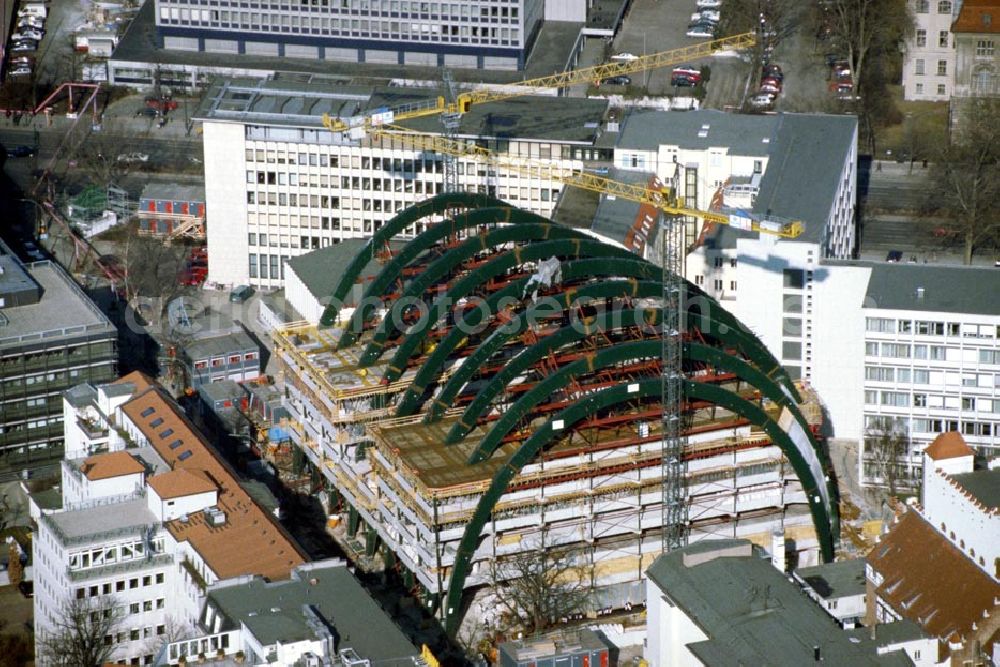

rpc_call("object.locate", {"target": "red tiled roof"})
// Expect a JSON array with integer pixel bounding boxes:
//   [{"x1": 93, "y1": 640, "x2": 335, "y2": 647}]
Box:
[
  {"x1": 952, "y1": 0, "x2": 1000, "y2": 34},
  {"x1": 868, "y1": 510, "x2": 1000, "y2": 643},
  {"x1": 924, "y1": 432, "x2": 974, "y2": 461},
  {"x1": 81, "y1": 450, "x2": 145, "y2": 481},
  {"x1": 147, "y1": 469, "x2": 216, "y2": 500},
  {"x1": 119, "y1": 378, "x2": 306, "y2": 581}
]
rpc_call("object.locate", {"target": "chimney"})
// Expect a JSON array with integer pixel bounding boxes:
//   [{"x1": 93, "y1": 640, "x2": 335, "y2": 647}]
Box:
[
  {"x1": 813, "y1": 646, "x2": 821, "y2": 661},
  {"x1": 916, "y1": 287, "x2": 925, "y2": 299}
]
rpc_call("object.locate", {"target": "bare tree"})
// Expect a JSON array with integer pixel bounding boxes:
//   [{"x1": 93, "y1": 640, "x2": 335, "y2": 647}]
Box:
[
  {"x1": 864, "y1": 426, "x2": 911, "y2": 497},
  {"x1": 121, "y1": 225, "x2": 188, "y2": 313},
  {"x1": 491, "y1": 547, "x2": 593, "y2": 635},
  {"x1": 924, "y1": 98, "x2": 1000, "y2": 264},
  {"x1": 821, "y1": 0, "x2": 913, "y2": 99},
  {"x1": 719, "y1": 0, "x2": 800, "y2": 88},
  {"x1": 36, "y1": 596, "x2": 124, "y2": 667}
]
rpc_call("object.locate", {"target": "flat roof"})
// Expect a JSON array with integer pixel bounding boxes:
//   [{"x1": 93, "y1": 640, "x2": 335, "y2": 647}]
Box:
[
  {"x1": 796, "y1": 558, "x2": 867, "y2": 600},
  {"x1": 0, "y1": 261, "x2": 116, "y2": 349},
  {"x1": 616, "y1": 108, "x2": 776, "y2": 156},
  {"x1": 863, "y1": 262, "x2": 1000, "y2": 316},
  {"x1": 208, "y1": 560, "x2": 417, "y2": 660},
  {"x1": 113, "y1": 0, "x2": 582, "y2": 85},
  {"x1": 951, "y1": 470, "x2": 1000, "y2": 510},
  {"x1": 139, "y1": 182, "x2": 205, "y2": 202},
  {"x1": 46, "y1": 497, "x2": 158, "y2": 543},
  {"x1": 196, "y1": 78, "x2": 608, "y2": 144},
  {"x1": 184, "y1": 330, "x2": 259, "y2": 361},
  {"x1": 646, "y1": 539, "x2": 910, "y2": 667}
]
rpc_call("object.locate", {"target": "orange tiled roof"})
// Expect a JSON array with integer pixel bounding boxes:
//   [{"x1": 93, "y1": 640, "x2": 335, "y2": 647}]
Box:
[
  {"x1": 924, "y1": 432, "x2": 974, "y2": 461},
  {"x1": 868, "y1": 510, "x2": 1000, "y2": 643},
  {"x1": 952, "y1": 0, "x2": 1000, "y2": 33},
  {"x1": 119, "y1": 380, "x2": 306, "y2": 581},
  {"x1": 147, "y1": 469, "x2": 216, "y2": 500},
  {"x1": 81, "y1": 450, "x2": 145, "y2": 481}
]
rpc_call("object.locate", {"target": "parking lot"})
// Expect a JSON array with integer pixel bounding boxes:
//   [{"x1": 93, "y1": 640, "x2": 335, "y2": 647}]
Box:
[{"x1": 610, "y1": 0, "x2": 839, "y2": 112}]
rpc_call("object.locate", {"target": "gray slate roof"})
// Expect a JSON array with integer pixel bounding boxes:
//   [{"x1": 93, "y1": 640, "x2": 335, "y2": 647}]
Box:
[
  {"x1": 864, "y1": 262, "x2": 1000, "y2": 316},
  {"x1": 616, "y1": 109, "x2": 776, "y2": 156},
  {"x1": 753, "y1": 113, "x2": 857, "y2": 244},
  {"x1": 951, "y1": 470, "x2": 1000, "y2": 509},
  {"x1": 646, "y1": 539, "x2": 913, "y2": 667},
  {"x1": 287, "y1": 239, "x2": 407, "y2": 306},
  {"x1": 207, "y1": 560, "x2": 416, "y2": 661}
]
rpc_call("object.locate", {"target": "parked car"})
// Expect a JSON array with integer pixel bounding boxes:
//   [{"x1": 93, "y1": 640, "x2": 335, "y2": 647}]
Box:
[
  {"x1": 116, "y1": 152, "x2": 149, "y2": 163},
  {"x1": 229, "y1": 284, "x2": 254, "y2": 303},
  {"x1": 761, "y1": 76, "x2": 783, "y2": 90},
  {"x1": 686, "y1": 23, "x2": 716, "y2": 38},
  {"x1": 10, "y1": 39, "x2": 37, "y2": 52},
  {"x1": 9, "y1": 65, "x2": 32, "y2": 77},
  {"x1": 886, "y1": 250, "x2": 903, "y2": 263},
  {"x1": 12, "y1": 28, "x2": 43, "y2": 41},
  {"x1": 759, "y1": 81, "x2": 781, "y2": 95},
  {"x1": 599, "y1": 75, "x2": 631, "y2": 86},
  {"x1": 762, "y1": 64, "x2": 783, "y2": 81},
  {"x1": 135, "y1": 107, "x2": 159, "y2": 118},
  {"x1": 749, "y1": 93, "x2": 776, "y2": 108},
  {"x1": 697, "y1": 0, "x2": 722, "y2": 6},
  {"x1": 691, "y1": 9, "x2": 720, "y2": 21},
  {"x1": 17, "y1": 17, "x2": 44, "y2": 30},
  {"x1": 145, "y1": 96, "x2": 178, "y2": 112},
  {"x1": 10, "y1": 55, "x2": 34, "y2": 66},
  {"x1": 671, "y1": 74, "x2": 698, "y2": 87},
  {"x1": 611, "y1": 52, "x2": 639, "y2": 61},
  {"x1": 6, "y1": 145, "x2": 34, "y2": 157},
  {"x1": 672, "y1": 65, "x2": 702, "y2": 82}
]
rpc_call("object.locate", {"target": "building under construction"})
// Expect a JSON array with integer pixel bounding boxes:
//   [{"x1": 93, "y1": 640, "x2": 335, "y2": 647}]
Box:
[{"x1": 273, "y1": 193, "x2": 839, "y2": 635}]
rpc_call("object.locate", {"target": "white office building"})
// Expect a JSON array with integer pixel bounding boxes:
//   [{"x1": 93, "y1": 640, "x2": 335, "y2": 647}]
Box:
[
  {"x1": 196, "y1": 78, "x2": 610, "y2": 290},
  {"x1": 154, "y1": 0, "x2": 546, "y2": 70},
  {"x1": 32, "y1": 372, "x2": 305, "y2": 666}
]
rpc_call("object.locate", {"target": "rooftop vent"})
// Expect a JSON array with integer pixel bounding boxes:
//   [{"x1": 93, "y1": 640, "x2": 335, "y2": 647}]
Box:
[
  {"x1": 916, "y1": 287, "x2": 926, "y2": 299},
  {"x1": 206, "y1": 507, "x2": 227, "y2": 527}
]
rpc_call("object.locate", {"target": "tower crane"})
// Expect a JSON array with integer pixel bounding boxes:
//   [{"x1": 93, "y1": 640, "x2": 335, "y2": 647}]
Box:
[{"x1": 320, "y1": 32, "x2": 756, "y2": 136}]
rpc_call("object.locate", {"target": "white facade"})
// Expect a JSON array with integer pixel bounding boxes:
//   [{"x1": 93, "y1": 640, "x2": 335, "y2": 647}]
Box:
[
  {"x1": 644, "y1": 575, "x2": 710, "y2": 667},
  {"x1": 902, "y1": 0, "x2": 959, "y2": 101},
  {"x1": 201, "y1": 85, "x2": 600, "y2": 290}
]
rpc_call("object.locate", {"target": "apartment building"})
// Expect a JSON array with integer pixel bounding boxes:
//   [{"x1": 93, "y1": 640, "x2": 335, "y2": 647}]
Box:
[
  {"x1": 155, "y1": 0, "x2": 544, "y2": 70},
  {"x1": 0, "y1": 248, "x2": 117, "y2": 472},
  {"x1": 902, "y1": 0, "x2": 960, "y2": 101},
  {"x1": 196, "y1": 78, "x2": 609, "y2": 290},
  {"x1": 33, "y1": 372, "x2": 306, "y2": 666}
]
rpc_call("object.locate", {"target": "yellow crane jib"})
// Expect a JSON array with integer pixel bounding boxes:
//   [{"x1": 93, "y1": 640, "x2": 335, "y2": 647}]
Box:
[
  {"x1": 371, "y1": 125, "x2": 803, "y2": 239},
  {"x1": 320, "y1": 32, "x2": 756, "y2": 134}
]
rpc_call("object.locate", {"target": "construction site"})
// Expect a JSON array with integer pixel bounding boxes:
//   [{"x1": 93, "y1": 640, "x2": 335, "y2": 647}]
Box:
[{"x1": 272, "y1": 191, "x2": 839, "y2": 637}]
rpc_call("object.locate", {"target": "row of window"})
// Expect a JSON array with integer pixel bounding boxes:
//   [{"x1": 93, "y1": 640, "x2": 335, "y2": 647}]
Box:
[
  {"x1": 913, "y1": 82, "x2": 947, "y2": 96},
  {"x1": 865, "y1": 390, "x2": 1000, "y2": 412},
  {"x1": 192, "y1": 353, "x2": 257, "y2": 370},
  {"x1": 249, "y1": 253, "x2": 287, "y2": 281},
  {"x1": 692, "y1": 275, "x2": 737, "y2": 292},
  {"x1": 914, "y1": 0, "x2": 952, "y2": 13},
  {"x1": 75, "y1": 572, "x2": 166, "y2": 597},
  {"x1": 867, "y1": 317, "x2": 998, "y2": 338},
  {"x1": 913, "y1": 58, "x2": 948, "y2": 76},
  {"x1": 866, "y1": 341, "x2": 1000, "y2": 364},
  {"x1": 165, "y1": 0, "x2": 523, "y2": 19},
  {"x1": 914, "y1": 29, "x2": 949, "y2": 48},
  {"x1": 865, "y1": 365, "x2": 1000, "y2": 388},
  {"x1": 864, "y1": 414, "x2": 1000, "y2": 439}
]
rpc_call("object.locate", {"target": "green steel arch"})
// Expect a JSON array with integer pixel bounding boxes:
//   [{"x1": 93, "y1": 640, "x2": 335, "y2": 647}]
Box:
[
  {"x1": 337, "y1": 206, "x2": 555, "y2": 349},
  {"x1": 462, "y1": 340, "x2": 818, "y2": 465},
  {"x1": 466, "y1": 339, "x2": 662, "y2": 464},
  {"x1": 357, "y1": 224, "x2": 596, "y2": 367},
  {"x1": 445, "y1": 311, "x2": 791, "y2": 443},
  {"x1": 446, "y1": 311, "x2": 662, "y2": 441},
  {"x1": 395, "y1": 257, "x2": 660, "y2": 417},
  {"x1": 427, "y1": 279, "x2": 663, "y2": 422},
  {"x1": 321, "y1": 192, "x2": 508, "y2": 326},
  {"x1": 382, "y1": 239, "x2": 639, "y2": 384},
  {"x1": 441, "y1": 378, "x2": 837, "y2": 636}
]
